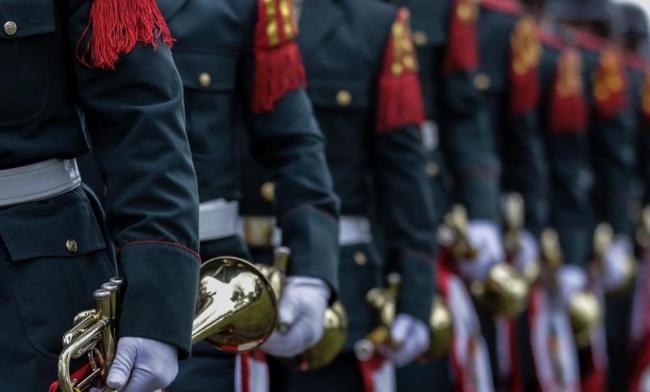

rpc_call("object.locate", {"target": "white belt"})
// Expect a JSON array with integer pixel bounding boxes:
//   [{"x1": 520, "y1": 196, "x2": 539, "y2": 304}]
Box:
[
  {"x1": 199, "y1": 199, "x2": 239, "y2": 241},
  {"x1": 339, "y1": 216, "x2": 372, "y2": 246},
  {"x1": 0, "y1": 159, "x2": 81, "y2": 207}
]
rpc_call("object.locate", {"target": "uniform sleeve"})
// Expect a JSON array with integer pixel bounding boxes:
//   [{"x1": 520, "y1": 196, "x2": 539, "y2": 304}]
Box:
[
  {"x1": 638, "y1": 71, "x2": 650, "y2": 206},
  {"x1": 244, "y1": 0, "x2": 340, "y2": 293},
  {"x1": 504, "y1": 17, "x2": 548, "y2": 236},
  {"x1": 67, "y1": 0, "x2": 200, "y2": 357},
  {"x1": 587, "y1": 49, "x2": 636, "y2": 236},
  {"x1": 372, "y1": 9, "x2": 436, "y2": 323},
  {"x1": 439, "y1": 0, "x2": 500, "y2": 221}
]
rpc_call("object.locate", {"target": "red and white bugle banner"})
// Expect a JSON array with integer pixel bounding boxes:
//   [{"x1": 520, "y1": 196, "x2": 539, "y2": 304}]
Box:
[
  {"x1": 438, "y1": 252, "x2": 494, "y2": 392},
  {"x1": 236, "y1": 351, "x2": 270, "y2": 392},
  {"x1": 495, "y1": 318, "x2": 523, "y2": 392},
  {"x1": 529, "y1": 284, "x2": 579, "y2": 392},
  {"x1": 358, "y1": 353, "x2": 396, "y2": 392},
  {"x1": 629, "y1": 256, "x2": 650, "y2": 392}
]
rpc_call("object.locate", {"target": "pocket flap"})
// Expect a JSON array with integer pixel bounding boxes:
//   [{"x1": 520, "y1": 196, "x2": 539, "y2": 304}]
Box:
[
  {"x1": 308, "y1": 80, "x2": 370, "y2": 110},
  {"x1": 173, "y1": 51, "x2": 237, "y2": 91},
  {"x1": 0, "y1": 189, "x2": 106, "y2": 262},
  {"x1": 0, "y1": 0, "x2": 55, "y2": 39}
]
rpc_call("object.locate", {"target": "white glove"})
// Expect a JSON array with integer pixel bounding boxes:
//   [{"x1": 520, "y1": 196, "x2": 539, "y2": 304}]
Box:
[
  {"x1": 261, "y1": 276, "x2": 330, "y2": 357},
  {"x1": 103, "y1": 337, "x2": 178, "y2": 392},
  {"x1": 603, "y1": 237, "x2": 634, "y2": 291},
  {"x1": 383, "y1": 314, "x2": 430, "y2": 367},
  {"x1": 556, "y1": 265, "x2": 588, "y2": 304},
  {"x1": 457, "y1": 220, "x2": 504, "y2": 281},
  {"x1": 513, "y1": 230, "x2": 540, "y2": 277}
]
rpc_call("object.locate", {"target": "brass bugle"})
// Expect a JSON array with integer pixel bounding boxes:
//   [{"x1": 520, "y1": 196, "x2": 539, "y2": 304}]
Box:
[
  {"x1": 437, "y1": 205, "x2": 479, "y2": 260},
  {"x1": 425, "y1": 297, "x2": 453, "y2": 360},
  {"x1": 470, "y1": 263, "x2": 529, "y2": 319},
  {"x1": 502, "y1": 193, "x2": 541, "y2": 284},
  {"x1": 354, "y1": 273, "x2": 401, "y2": 361},
  {"x1": 191, "y1": 256, "x2": 278, "y2": 352}
]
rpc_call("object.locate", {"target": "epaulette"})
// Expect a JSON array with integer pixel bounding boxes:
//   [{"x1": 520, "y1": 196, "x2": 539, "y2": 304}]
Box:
[
  {"x1": 480, "y1": 0, "x2": 523, "y2": 16},
  {"x1": 592, "y1": 48, "x2": 628, "y2": 120},
  {"x1": 443, "y1": 0, "x2": 479, "y2": 73},
  {"x1": 509, "y1": 16, "x2": 541, "y2": 116},
  {"x1": 252, "y1": 0, "x2": 306, "y2": 114},
  {"x1": 549, "y1": 48, "x2": 588, "y2": 133},
  {"x1": 641, "y1": 70, "x2": 650, "y2": 124},
  {"x1": 539, "y1": 29, "x2": 565, "y2": 50},
  {"x1": 377, "y1": 7, "x2": 425, "y2": 133},
  {"x1": 77, "y1": 0, "x2": 173, "y2": 70},
  {"x1": 625, "y1": 51, "x2": 647, "y2": 73},
  {"x1": 574, "y1": 30, "x2": 608, "y2": 53}
]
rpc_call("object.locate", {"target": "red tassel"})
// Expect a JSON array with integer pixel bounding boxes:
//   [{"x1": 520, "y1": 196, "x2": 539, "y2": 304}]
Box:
[
  {"x1": 252, "y1": 0, "x2": 306, "y2": 114},
  {"x1": 48, "y1": 363, "x2": 93, "y2": 392},
  {"x1": 592, "y1": 49, "x2": 628, "y2": 121},
  {"x1": 443, "y1": 0, "x2": 479, "y2": 73},
  {"x1": 377, "y1": 8, "x2": 425, "y2": 132},
  {"x1": 509, "y1": 17, "x2": 541, "y2": 117},
  {"x1": 549, "y1": 48, "x2": 588, "y2": 134},
  {"x1": 77, "y1": 0, "x2": 173, "y2": 70}
]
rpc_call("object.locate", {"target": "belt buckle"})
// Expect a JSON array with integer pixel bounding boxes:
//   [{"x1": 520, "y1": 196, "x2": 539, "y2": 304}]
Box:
[{"x1": 243, "y1": 217, "x2": 275, "y2": 248}]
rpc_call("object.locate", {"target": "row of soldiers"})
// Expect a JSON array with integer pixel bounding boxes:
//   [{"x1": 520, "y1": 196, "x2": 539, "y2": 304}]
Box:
[{"x1": 2, "y1": 0, "x2": 649, "y2": 391}]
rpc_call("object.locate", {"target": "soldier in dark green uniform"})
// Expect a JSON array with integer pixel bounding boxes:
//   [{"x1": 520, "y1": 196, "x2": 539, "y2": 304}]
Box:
[
  {"x1": 474, "y1": 0, "x2": 547, "y2": 389},
  {"x1": 547, "y1": 0, "x2": 638, "y2": 389},
  {"x1": 147, "y1": 0, "x2": 341, "y2": 391},
  {"x1": 241, "y1": 0, "x2": 437, "y2": 390},
  {"x1": 0, "y1": 1, "x2": 200, "y2": 391},
  {"x1": 385, "y1": 0, "x2": 507, "y2": 390}
]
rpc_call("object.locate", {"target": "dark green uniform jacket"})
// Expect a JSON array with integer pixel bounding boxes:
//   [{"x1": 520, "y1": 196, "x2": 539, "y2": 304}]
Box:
[
  {"x1": 537, "y1": 26, "x2": 594, "y2": 265},
  {"x1": 0, "y1": 0, "x2": 199, "y2": 389},
  {"x1": 626, "y1": 52, "x2": 650, "y2": 209},
  {"x1": 159, "y1": 0, "x2": 339, "y2": 290},
  {"x1": 390, "y1": 0, "x2": 501, "y2": 223},
  {"x1": 477, "y1": 0, "x2": 548, "y2": 236},
  {"x1": 576, "y1": 32, "x2": 637, "y2": 239}
]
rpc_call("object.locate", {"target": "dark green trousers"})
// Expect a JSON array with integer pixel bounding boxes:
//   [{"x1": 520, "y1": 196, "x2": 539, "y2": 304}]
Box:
[
  {"x1": 169, "y1": 235, "x2": 250, "y2": 392},
  {"x1": 0, "y1": 187, "x2": 116, "y2": 391}
]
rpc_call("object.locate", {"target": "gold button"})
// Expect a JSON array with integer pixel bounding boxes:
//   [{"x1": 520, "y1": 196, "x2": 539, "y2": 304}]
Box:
[
  {"x1": 198, "y1": 72, "x2": 212, "y2": 88},
  {"x1": 4, "y1": 21, "x2": 17, "y2": 36},
  {"x1": 65, "y1": 239, "x2": 79, "y2": 255},
  {"x1": 336, "y1": 90, "x2": 352, "y2": 107},
  {"x1": 473, "y1": 73, "x2": 491, "y2": 91},
  {"x1": 260, "y1": 181, "x2": 275, "y2": 203},
  {"x1": 426, "y1": 161, "x2": 439, "y2": 178},
  {"x1": 412, "y1": 31, "x2": 428, "y2": 47},
  {"x1": 354, "y1": 251, "x2": 367, "y2": 266}
]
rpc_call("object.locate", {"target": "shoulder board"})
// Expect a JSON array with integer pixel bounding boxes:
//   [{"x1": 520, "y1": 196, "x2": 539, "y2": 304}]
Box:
[
  {"x1": 539, "y1": 29, "x2": 565, "y2": 50},
  {"x1": 509, "y1": 16, "x2": 541, "y2": 116},
  {"x1": 625, "y1": 51, "x2": 647, "y2": 73},
  {"x1": 77, "y1": 0, "x2": 173, "y2": 70},
  {"x1": 592, "y1": 48, "x2": 628, "y2": 120},
  {"x1": 574, "y1": 30, "x2": 608, "y2": 53},
  {"x1": 549, "y1": 48, "x2": 588, "y2": 133},
  {"x1": 377, "y1": 7, "x2": 425, "y2": 133},
  {"x1": 480, "y1": 0, "x2": 523, "y2": 15},
  {"x1": 252, "y1": 0, "x2": 306, "y2": 113},
  {"x1": 443, "y1": 0, "x2": 479, "y2": 73},
  {"x1": 642, "y1": 70, "x2": 650, "y2": 124}
]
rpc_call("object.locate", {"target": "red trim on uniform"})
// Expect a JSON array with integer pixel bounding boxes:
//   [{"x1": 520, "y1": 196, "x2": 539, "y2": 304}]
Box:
[
  {"x1": 120, "y1": 240, "x2": 201, "y2": 262},
  {"x1": 252, "y1": 0, "x2": 307, "y2": 113},
  {"x1": 77, "y1": 0, "x2": 173, "y2": 69},
  {"x1": 593, "y1": 49, "x2": 628, "y2": 120},
  {"x1": 539, "y1": 29, "x2": 565, "y2": 50},
  {"x1": 481, "y1": 0, "x2": 523, "y2": 15},
  {"x1": 574, "y1": 30, "x2": 608, "y2": 53},
  {"x1": 509, "y1": 17, "x2": 540, "y2": 117},
  {"x1": 443, "y1": 0, "x2": 479, "y2": 73},
  {"x1": 549, "y1": 48, "x2": 588, "y2": 133}
]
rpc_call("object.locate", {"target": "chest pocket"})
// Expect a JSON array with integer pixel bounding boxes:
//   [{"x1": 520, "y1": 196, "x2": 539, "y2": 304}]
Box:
[
  {"x1": 174, "y1": 51, "x2": 237, "y2": 92},
  {"x1": 308, "y1": 80, "x2": 370, "y2": 111},
  {"x1": 0, "y1": 0, "x2": 56, "y2": 126}
]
